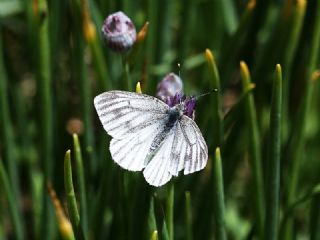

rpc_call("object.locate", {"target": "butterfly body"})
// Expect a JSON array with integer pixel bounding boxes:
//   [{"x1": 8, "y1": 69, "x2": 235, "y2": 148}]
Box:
[{"x1": 94, "y1": 90, "x2": 208, "y2": 187}]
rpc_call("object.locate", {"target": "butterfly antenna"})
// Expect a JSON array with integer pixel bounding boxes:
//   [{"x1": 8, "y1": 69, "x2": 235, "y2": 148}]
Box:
[
  {"x1": 177, "y1": 63, "x2": 183, "y2": 104},
  {"x1": 195, "y1": 89, "x2": 218, "y2": 100}
]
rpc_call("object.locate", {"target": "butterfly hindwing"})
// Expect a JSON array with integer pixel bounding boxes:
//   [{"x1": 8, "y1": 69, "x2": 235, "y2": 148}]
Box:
[
  {"x1": 109, "y1": 121, "x2": 165, "y2": 171},
  {"x1": 143, "y1": 115, "x2": 208, "y2": 186},
  {"x1": 143, "y1": 127, "x2": 175, "y2": 186},
  {"x1": 169, "y1": 115, "x2": 208, "y2": 176}
]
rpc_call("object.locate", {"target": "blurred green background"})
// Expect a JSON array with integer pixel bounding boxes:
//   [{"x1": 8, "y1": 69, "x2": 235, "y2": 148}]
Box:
[{"x1": 0, "y1": 0, "x2": 320, "y2": 239}]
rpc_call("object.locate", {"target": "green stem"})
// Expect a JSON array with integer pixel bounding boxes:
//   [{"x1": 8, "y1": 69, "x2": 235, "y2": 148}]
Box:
[
  {"x1": 240, "y1": 61, "x2": 265, "y2": 238},
  {"x1": 213, "y1": 148, "x2": 226, "y2": 240},
  {"x1": 281, "y1": 1, "x2": 307, "y2": 141},
  {"x1": 205, "y1": 49, "x2": 223, "y2": 149},
  {"x1": 282, "y1": 183, "x2": 320, "y2": 223},
  {"x1": 147, "y1": 197, "x2": 157, "y2": 238},
  {"x1": 185, "y1": 192, "x2": 193, "y2": 240},
  {"x1": 220, "y1": 1, "x2": 255, "y2": 84},
  {"x1": 0, "y1": 160, "x2": 23, "y2": 240},
  {"x1": 88, "y1": 35, "x2": 112, "y2": 91},
  {"x1": 64, "y1": 150, "x2": 84, "y2": 240},
  {"x1": 73, "y1": 134, "x2": 88, "y2": 238},
  {"x1": 166, "y1": 183, "x2": 174, "y2": 240},
  {"x1": 283, "y1": 1, "x2": 320, "y2": 239},
  {"x1": 0, "y1": 27, "x2": 21, "y2": 213},
  {"x1": 264, "y1": 64, "x2": 282, "y2": 240},
  {"x1": 309, "y1": 195, "x2": 320, "y2": 240},
  {"x1": 37, "y1": 0, "x2": 54, "y2": 237},
  {"x1": 123, "y1": 57, "x2": 132, "y2": 91}
]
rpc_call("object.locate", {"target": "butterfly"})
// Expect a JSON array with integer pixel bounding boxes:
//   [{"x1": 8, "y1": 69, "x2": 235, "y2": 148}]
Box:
[{"x1": 94, "y1": 90, "x2": 208, "y2": 187}]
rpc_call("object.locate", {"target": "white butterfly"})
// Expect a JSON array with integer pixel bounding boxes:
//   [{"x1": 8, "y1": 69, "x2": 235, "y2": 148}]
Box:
[{"x1": 94, "y1": 90, "x2": 208, "y2": 187}]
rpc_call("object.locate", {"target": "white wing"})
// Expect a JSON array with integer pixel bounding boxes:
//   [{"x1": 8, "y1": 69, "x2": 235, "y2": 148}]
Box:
[
  {"x1": 143, "y1": 116, "x2": 208, "y2": 187},
  {"x1": 178, "y1": 115, "x2": 208, "y2": 175},
  {"x1": 143, "y1": 128, "x2": 175, "y2": 186},
  {"x1": 94, "y1": 91, "x2": 169, "y2": 138},
  {"x1": 94, "y1": 91, "x2": 169, "y2": 171}
]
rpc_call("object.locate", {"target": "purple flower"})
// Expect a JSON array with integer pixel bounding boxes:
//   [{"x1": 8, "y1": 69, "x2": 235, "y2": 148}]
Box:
[
  {"x1": 165, "y1": 94, "x2": 196, "y2": 118},
  {"x1": 156, "y1": 72, "x2": 196, "y2": 118},
  {"x1": 156, "y1": 73, "x2": 183, "y2": 102},
  {"x1": 184, "y1": 97, "x2": 196, "y2": 118},
  {"x1": 101, "y1": 11, "x2": 136, "y2": 52}
]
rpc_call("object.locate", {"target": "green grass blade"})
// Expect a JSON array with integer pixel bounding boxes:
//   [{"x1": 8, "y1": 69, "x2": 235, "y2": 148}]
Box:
[
  {"x1": 166, "y1": 183, "x2": 174, "y2": 240},
  {"x1": 220, "y1": 1, "x2": 256, "y2": 84},
  {"x1": 123, "y1": 57, "x2": 133, "y2": 91},
  {"x1": 69, "y1": 0, "x2": 97, "y2": 175},
  {"x1": 221, "y1": 0, "x2": 238, "y2": 34},
  {"x1": 73, "y1": 134, "x2": 88, "y2": 238},
  {"x1": 64, "y1": 150, "x2": 85, "y2": 240},
  {"x1": 205, "y1": 49, "x2": 223, "y2": 149},
  {"x1": 0, "y1": 160, "x2": 23, "y2": 240},
  {"x1": 83, "y1": 15, "x2": 112, "y2": 91},
  {"x1": 281, "y1": 1, "x2": 307, "y2": 141},
  {"x1": 147, "y1": 197, "x2": 157, "y2": 238},
  {"x1": 185, "y1": 191, "x2": 193, "y2": 240},
  {"x1": 151, "y1": 230, "x2": 158, "y2": 240},
  {"x1": 0, "y1": 0, "x2": 23, "y2": 17},
  {"x1": 48, "y1": 184, "x2": 75, "y2": 240},
  {"x1": 280, "y1": 183, "x2": 320, "y2": 235},
  {"x1": 309, "y1": 195, "x2": 320, "y2": 240},
  {"x1": 223, "y1": 83, "x2": 255, "y2": 132},
  {"x1": 264, "y1": 64, "x2": 282, "y2": 240},
  {"x1": 213, "y1": 148, "x2": 226, "y2": 240},
  {"x1": 161, "y1": 220, "x2": 170, "y2": 240},
  {"x1": 36, "y1": 0, "x2": 55, "y2": 237},
  {"x1": 0, "y1": 27, "x2": 21, "y2": 210},
  {"x1": 240, "y1": 61, "x2": 265, "y2": 238},
  {"x1": 282, "y1": 0, "x2": 320, "y2": 238}
]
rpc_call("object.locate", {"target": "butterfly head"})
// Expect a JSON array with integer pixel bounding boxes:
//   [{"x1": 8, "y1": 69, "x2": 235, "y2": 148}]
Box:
[{"x1": 165, "y1": 93, "x2": 196, "y2": 118}]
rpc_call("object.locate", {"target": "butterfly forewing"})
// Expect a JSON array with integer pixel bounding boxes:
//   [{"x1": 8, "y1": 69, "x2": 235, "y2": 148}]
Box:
[{"x1": 94, "y1": 91, "x2": 169, "y2": 138}]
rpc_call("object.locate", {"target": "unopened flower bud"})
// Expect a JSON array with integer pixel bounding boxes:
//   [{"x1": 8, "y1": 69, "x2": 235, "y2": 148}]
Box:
[
  {"x1": 101, "y1": 11, "x2": 136, "y2": 52},
  {"x1": 156, "y1": 73, "x2": 183, "y2": 102}
]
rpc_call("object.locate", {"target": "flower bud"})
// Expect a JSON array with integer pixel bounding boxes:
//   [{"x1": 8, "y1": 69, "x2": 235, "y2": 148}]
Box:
[
  {"x1": 156, "y1": 73, "x2": 183, "y2": 102},
  {"x1": 101, "y1": 11, "x2": 136, "y2": 52}
]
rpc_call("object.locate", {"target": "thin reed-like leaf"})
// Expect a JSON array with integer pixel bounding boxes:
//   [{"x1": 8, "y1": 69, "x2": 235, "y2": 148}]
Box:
[
  {"x1": 166, "y1": 183, "x2": 174, "y2": 240},
  {"x1": 147, "y1": 197, "x2": 157, "y2": 238},
  {"x1": 73, "y1": 134, "x2": 88, "y2": 238},
  {"x1": 283, "y1": 1, "x2": 320, "y2": 238},
  {"x1": 264, "y1": 64, "x2": 282, "y2": 240},
  {"x1": 0, "y1": 160, "x2": 23, "y2": 240},
  {"x1": 212, "y1": 148, "x2": 226, "y2": 240},
  {"x1": 64, "y1": 150, "x2": 84, "y2": 240},
  {"x1": 48, "y1": 184, "x2": 75, "y2": 240},
  {"x1": 0, "y1": 28, "x2": 21, "y2": 211},
  {"x1": 151, "y1": 230, "x2": 158, "y2": 240},
  {"x1": 240, "y1": 61, "x2": 265, "y2": 239},
  {"x1": 36, "y1": 0, "x2": 55, "y2": 237},
  {"x1": 281, "y1": 0, "x2": 307, "y2": 140},
  {"x1": 220, "y1": 0, "x2": 256, "y2": 84},
  {"x1": 309, "y1": 195, "x2": 320, "y2": 240},
  {"x1": 205, "y1": 49, "x2": 223, "y2": 149},
  {"x1": 185, "y1": 192, "x2": 193, "y2": 240}
]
